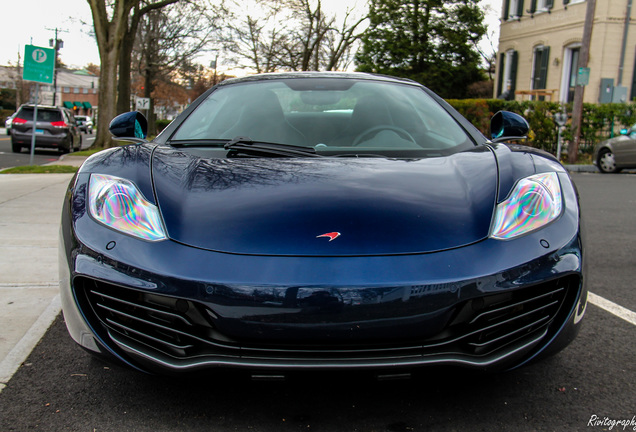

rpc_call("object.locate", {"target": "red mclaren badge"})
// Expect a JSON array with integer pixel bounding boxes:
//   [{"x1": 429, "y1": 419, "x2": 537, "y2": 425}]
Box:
[{"x1": 317, "y1": 232, "x2": 341, "y2": 242}]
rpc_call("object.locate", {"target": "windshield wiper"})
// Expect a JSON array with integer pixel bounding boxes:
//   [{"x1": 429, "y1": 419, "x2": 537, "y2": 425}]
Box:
[{"x1": 224, "y1": 136, "x2": 322, "y2": 158}]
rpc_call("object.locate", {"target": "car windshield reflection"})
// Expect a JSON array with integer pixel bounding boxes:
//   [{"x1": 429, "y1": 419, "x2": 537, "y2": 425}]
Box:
[{"x1": 170, "y1": 78, "x2": 474, "y2": 155}]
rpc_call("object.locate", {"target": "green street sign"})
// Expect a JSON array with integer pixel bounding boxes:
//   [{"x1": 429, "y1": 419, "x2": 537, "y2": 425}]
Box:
[
  {"x1": 577, "y1": 67, "x2": 590, "y2": 86},
  {"x1": 23, "y1": 45, "x2": 55, "y2": 84}
]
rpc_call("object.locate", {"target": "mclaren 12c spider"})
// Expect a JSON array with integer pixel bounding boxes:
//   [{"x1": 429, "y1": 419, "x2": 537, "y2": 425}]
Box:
[{"x1": 60, "y1": 72, "x2": 587, "y2": 375}]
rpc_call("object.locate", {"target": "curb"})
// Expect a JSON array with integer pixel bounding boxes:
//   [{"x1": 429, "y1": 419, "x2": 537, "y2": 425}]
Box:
[
  {"x1": 564, "y1": 165, "x2": 598, "y2": 173},
  {"x1": 44, "y1": 155, "x2": 88, "y2": 167}
]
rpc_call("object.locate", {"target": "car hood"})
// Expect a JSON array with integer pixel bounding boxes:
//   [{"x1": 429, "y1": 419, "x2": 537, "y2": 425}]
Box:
[{"x1": 151, "y1": 147, "x2": 498, "y2": 256}]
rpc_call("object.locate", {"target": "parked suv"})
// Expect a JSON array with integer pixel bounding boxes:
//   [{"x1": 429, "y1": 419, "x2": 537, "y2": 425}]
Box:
[
  {"x1": 5, "y1": 113, "x2": 16, "y2": 135},
  {"x1": 11, "y1": 104, "x2": 81, "y2": 153},
  {"x1": 75, "y1": 115, "x2": 93, "y2": 134}
]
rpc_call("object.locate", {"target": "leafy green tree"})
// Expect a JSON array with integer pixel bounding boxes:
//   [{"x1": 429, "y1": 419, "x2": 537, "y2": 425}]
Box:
[{"x1": 355, "y1": 0, "x2": 486, "y2": 99}]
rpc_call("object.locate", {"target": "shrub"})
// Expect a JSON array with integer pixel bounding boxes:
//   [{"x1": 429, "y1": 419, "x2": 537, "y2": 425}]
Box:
[
  {"x1": 446, "y1": 99, "x2": 635, "y2": 158},
  {"x1": 156, "y1": 119, "x2": 172, "y2": 133}
]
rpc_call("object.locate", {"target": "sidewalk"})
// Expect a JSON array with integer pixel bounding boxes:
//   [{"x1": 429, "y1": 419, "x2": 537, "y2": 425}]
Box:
[
  {"x1": 0, "y1": 173, "x2": 75, "y2": 391},
  {"x1": 50, "y1": 154, "x2": 88, "y2": 167}
]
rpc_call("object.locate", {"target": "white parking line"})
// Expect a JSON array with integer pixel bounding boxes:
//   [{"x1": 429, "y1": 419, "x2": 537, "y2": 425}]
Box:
[{"x1": 588, "y1": 292, "x2": 636, "y2": 326}]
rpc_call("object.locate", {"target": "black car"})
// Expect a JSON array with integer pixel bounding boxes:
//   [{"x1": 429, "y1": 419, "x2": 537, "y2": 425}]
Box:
[
  {"x1": 11, "y1": 104, "x2": 81, "y2": 153},
  {"x1": 60, "y1": 72, "x2": 586, "y2": 375}
]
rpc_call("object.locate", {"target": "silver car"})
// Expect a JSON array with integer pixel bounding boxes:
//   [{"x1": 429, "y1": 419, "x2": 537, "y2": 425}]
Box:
[
  {"x1": 75, "y1": 115, "x2": 93, "y2": 134},
  {"x1": 594, "y1": 126, "x2": 636, "y2": 173}
]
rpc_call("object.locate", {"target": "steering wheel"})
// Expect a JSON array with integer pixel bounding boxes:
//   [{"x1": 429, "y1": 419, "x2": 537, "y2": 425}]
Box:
[{"x1": 352, "y1": 125, "x2": 417, "y2": 147}]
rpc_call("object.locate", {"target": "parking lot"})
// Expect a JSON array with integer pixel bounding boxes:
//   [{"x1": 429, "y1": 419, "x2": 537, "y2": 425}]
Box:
[{"x1": 0, "y1": 172, "x2": 634, "y2": 431}]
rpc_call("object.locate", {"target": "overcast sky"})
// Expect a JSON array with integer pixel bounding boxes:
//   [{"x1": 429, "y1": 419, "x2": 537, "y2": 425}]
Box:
[{"x1": 2, "y1": 0, "x2": 502, "y2": 71}]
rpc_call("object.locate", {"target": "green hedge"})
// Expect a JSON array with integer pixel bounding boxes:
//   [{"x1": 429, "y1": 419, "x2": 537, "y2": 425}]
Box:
[
  {"x1": 1, "y1": 109, "x2": 14, "y2": 122},
  {"x1": 156, "y1": 119, "x2": 172, "y2": 133},
  {"x1": 446, "y1": 99, "x2": 636, "y2": 157}
]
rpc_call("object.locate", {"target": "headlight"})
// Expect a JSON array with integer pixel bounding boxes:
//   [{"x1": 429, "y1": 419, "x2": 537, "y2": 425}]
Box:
[
  {"x1": 88, "y1": 174, "x2": 167, "y2": 241},
  {"x1": 491, "y1": 172, "x2": 563, "y2": 240}
]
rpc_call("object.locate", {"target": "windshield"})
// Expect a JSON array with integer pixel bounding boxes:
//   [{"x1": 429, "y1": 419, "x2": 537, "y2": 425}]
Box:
[{"x1": 171, "y1": 78, "x2": 474, "y2": 153}]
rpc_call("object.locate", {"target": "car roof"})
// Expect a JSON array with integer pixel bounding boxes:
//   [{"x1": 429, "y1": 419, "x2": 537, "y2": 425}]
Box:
[
  {"x1": 216, "y1": 71, "x2": 421, "y2": 88},
  {"x1": 19, "y1": 104, "x2": 61, "y2": 110}
]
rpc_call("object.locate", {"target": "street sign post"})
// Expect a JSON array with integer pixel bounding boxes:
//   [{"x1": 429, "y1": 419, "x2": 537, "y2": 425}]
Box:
[
  {"x1": 23, "y1": 45, "x2": 55, "y2": 84},
  {"x1": 23, "y1": 45, "x2": 56, "y2": 165},
  {"x1": 136, "y1": 97, "x2": 150, "y2": 111}
]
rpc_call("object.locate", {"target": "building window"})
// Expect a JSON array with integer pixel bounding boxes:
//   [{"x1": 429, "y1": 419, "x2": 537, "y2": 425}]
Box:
[
  {"x1": 532, "y1": 45, "x2": 551, "y2": 91},
  {"x1": 497, "y1": 50, "x2": 518, "y2": 100},
  {"x1": 535, "y1": 0, "x2": 554, "y2": 12},
  {"x1": 83, "y1": 88, "x2": 88, "y2": 94},
  {"x1": 560, "y1": 45, "x2": 581, "y2": 103},
  {"x1": 73, "y1": 87, "x2": 80, "y2": 94},
  {"x1": 63, "y1": 87, "x2": 70, "y2": 93},
  {"x1": 504, "y1": 0, "x2": 524, "y2": 20}
]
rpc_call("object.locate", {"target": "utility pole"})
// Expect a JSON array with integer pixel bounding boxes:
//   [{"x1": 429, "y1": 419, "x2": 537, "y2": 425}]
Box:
[
  {"x1": 568, "y1": 0, "x2": 596, "y2": 164},
  {"x1": 47, "y1": 27, "x2": 67, "y2": 106},
  {"x1": 618, "y1": 0, "x2": 633, "y2": 86}
]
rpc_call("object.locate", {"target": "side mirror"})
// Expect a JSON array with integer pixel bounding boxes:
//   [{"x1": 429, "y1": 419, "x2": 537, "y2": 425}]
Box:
[
  {"x1": 109, "y1": 111, "x2": 148, "y2": 142},
  {"x1": 490, "y1": 111, "x2": 530, "y2": 143}
]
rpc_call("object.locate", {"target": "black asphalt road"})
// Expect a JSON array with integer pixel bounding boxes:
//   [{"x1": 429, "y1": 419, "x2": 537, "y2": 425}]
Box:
[
  {"x1": 1, "y1": 172, "x2": 635, "y2": 432},
  {"x1": 0, "y1": 133, "x2": 93, "y2": 169}
]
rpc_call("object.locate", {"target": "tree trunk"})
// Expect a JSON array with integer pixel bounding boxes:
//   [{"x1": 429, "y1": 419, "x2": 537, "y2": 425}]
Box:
[
  {"x1": 87, "y1": 0, "x2": 179, "y2": 149},
  {"x1": 95, "y1": 48, "x2": 120, "y2": 149},
  {"x1": 88, "y1": 0, "x2": 134, "y2": 149},
  {"x1": 145, "y1": 72, "x2": 157, "y2": 137},
  {"x1": 117, "y1": 31, "x2": 135, "y2": 115}
]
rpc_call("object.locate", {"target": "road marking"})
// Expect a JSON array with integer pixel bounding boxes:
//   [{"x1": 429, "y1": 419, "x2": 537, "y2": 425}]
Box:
[
  {"x1": 0, "y1": 282, "x2": 59, "y2": 288},
  {"x1": 588, "y1": 292, "x2": 636, "y2": 326},
  {"x1": 0, "y1": 294, "x2": 61, "y2": 393}
]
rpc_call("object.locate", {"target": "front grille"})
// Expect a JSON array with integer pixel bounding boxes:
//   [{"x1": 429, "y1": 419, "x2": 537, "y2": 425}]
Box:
[{"x1": 75, "y1": 276, "x2": 576, "y2": 365}]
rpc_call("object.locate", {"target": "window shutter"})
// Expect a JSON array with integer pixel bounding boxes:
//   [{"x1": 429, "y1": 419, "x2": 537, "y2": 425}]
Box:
[
  {"x1": 529, "y1": 0, "x2": 537, "y2": 14},
  {"x1": 534, "y1": 47, "x2": 550, "y2": 89},
  {"x1": 497, "y1": 53, "x2": 506, "y2": 96},
  {"x1": 503, "y1": 0, "x2": 510, "y2": 20},
  {"x1": 517, "y1": 0, "x2": 525, "y2": 17},
  {"x1": 546, "y1": 0, "x2": 554, "y2": 8},
  {"x1": 563, "y1": 0, "x2": 570, "y2": 5},
  {"x1": 510, "y1": 51, "x2": 519, "y2": 95}
]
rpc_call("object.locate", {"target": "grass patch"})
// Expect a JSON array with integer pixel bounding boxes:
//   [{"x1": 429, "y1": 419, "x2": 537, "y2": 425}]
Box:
[
  {"x1": 72, "y1": 140, "x2": 135, "y2": 157},
  {"x1": 1, "y1": 165, "x2": 79, "y2": 174},
  {"x1": 72, "y1": 148, "x2": 105, "y2": 157}
]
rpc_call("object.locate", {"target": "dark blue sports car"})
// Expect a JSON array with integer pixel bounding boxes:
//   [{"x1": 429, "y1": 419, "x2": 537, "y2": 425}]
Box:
[{"x1": 59, "y1": 72, "x2": 587, "y2": 375}]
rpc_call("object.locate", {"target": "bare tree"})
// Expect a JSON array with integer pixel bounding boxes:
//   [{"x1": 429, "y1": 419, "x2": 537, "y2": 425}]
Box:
[
  {"x1": 286, "y1": 0, "x2": 333, "y2": 71},
  {"x1": 323, "y1": 6, "x2": 367, "y2": 71},
  {"x1": 222, "y1": 2, "x2": 288, "y2": 73},
  {"x1": 116, "y1": 0, "x2": 180, "y2": 116},
  {"x1": 87, "y1": 0, "x2": 179, "y2": 148},
  {"x1": 224, "y1": 0, "x2": 368, "y2": 72},
  {"x1": 134, "y1": 1, "x2": 220, "y2": 135}
]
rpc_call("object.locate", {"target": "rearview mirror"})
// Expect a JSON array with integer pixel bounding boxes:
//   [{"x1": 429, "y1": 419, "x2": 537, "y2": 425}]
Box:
[
  {"x1": 490, "y1": 111, "x2": 530, "y2": 143},
  {"x1": 109, "y1": 111, "x2": 148, "y2": 142}
]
